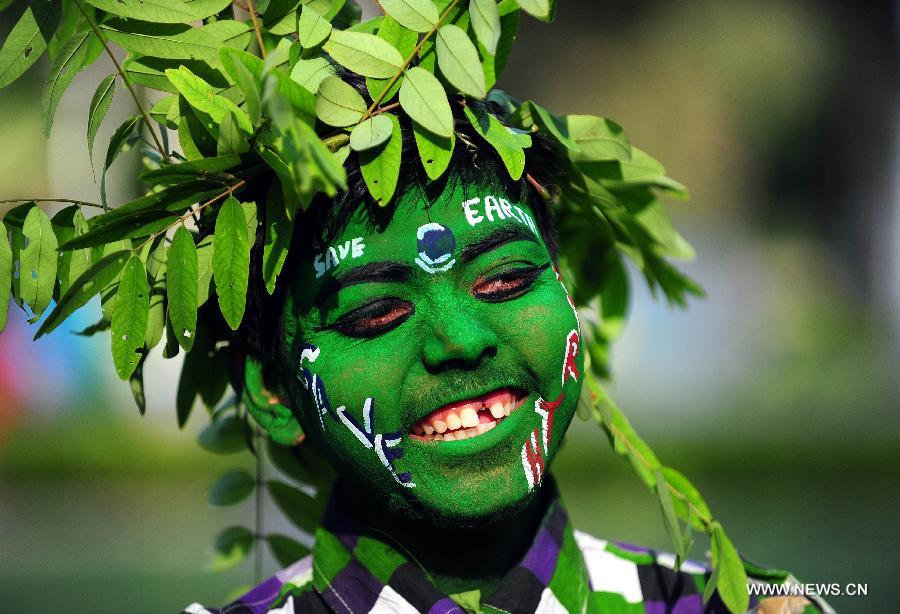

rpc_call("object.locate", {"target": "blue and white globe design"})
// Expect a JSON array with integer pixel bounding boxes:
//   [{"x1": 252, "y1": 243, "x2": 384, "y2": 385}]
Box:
[{"x1": 415, "y1": 222, "x2": 457, "y2": 274}]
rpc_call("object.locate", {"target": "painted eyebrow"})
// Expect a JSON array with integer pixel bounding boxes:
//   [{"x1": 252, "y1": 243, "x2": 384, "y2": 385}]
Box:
[
  {"x1": 460, "y1": 226, "x2": 538, "y2": 264},
  {"x1": 316, "y1": 261, "x2": 413, "y2": 303}
]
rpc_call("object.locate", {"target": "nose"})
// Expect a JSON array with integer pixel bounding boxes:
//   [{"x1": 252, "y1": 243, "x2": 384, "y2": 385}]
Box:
[{"x1": 421, "y1": 305, "x2": 499, "y2": 374}]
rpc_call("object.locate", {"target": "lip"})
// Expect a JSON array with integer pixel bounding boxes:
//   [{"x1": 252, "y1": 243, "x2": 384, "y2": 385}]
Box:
[{"x1": 408, "y1": 387, "x2": 528, "y2": 443}]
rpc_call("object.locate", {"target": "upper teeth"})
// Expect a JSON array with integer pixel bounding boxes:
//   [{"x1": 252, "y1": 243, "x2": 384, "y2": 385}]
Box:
[{"x1": 410, "y1": 390, "x2": 525, "y2": 443}]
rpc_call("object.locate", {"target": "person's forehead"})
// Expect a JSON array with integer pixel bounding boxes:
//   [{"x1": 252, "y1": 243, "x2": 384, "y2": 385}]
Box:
[{"x1": 325, "y1": 187, "x2": 542, "y2": 261}]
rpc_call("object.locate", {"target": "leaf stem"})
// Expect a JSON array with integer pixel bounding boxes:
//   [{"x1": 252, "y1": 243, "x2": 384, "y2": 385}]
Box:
[
  {"x1": 136, "y1": 180, "x2": 246, "y2": 252},
  {"x1": 360, "y1": 0, "x2": 462, "y2": 121},
  {"x1": 72, "y1": 0, "x2": 169, "y2": 162},
  {"x1": 245, "y1": 0, "x2": 267, "y2": 59},
  {"x1": 0, "y1": 198, "x2": 104, "y2": 209}
]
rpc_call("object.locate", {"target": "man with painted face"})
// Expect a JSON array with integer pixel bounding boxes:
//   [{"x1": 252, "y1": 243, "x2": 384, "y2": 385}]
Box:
[{"x1": 184, "y1": 98, "x2": 824, "y2": 614}]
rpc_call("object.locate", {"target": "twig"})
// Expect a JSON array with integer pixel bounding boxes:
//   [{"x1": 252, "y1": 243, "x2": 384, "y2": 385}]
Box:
[
  {"x1": 0, "y1": 198, "x2": 104, "y2": 209},
  {"x1": 525, "y1": 173, "x2": 551, "y2": 200},
  {"x1": 136, "y1": 180, "x2": 246, "y2": 251},
  {"x1": 72, "y1": 0, "x2": 169, "y2": 162},
  {"x1": 360, "y1": 0, "x2": 462, "y2": 122},
  {"x1": 246, "y1": 0, "x2": 267, "y2": 59},
  {"x1": 371, "y1": 102, "x2": 401, "y2": 116}
]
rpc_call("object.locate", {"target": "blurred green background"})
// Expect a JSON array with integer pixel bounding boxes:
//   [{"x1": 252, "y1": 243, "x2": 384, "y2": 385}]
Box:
[{"x1": 1, "y1": 1, "x2": 898, "y2": 612}]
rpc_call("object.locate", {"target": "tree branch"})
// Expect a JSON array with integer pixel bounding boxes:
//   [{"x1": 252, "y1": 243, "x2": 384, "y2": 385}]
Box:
[
  {"x1": 245, "y1": 0, "x2": 267, "y2": 59},
  {"x1": 72, "y1": 0, "x2": 169, "y2": 162}
]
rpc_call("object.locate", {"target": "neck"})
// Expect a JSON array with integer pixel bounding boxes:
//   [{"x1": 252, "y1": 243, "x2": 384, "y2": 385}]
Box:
[{"x1": 334, "y1": 479, "x2": 555, "y2": 596}]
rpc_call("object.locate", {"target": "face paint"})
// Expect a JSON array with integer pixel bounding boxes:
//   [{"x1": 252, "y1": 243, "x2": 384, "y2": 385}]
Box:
[
  {"x1": 279, "y1": 175, "x2": 584, "y2": 523},
  {"x1": 415, "y1": 222, "x2": 457, "y2": 274},
  {"x1": 298, "y1": 342, "x2": 414, "y2": 487},
  {"x1": 462, "y1": 195, "x2": 539, "y2": 236},
  {"x1": 312, "y1": 237, "x2": 366, "y2": 278}
]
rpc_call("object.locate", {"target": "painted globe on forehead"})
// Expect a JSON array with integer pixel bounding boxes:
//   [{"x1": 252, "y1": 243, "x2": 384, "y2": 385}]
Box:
[{"x1": 415, "y1": 222, "x2": 457, "y2": 274}]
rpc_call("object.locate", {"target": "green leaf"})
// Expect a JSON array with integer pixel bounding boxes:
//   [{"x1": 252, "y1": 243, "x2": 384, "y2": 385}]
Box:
[
  {"x1": 0, "y1": 0, "x2": 61, "y2": 88},
  {"x1": 208, "y1": 469, "x2": 255, "y2": 506},
  {"x1": 528, "y1": 100, "x2": 579, "y2": 151},
  {"x1": 144, "y1": 242, "x2": 166, "y2": 349},
  {"x1": 436, "y1": 24, "x2": 486, "y2": 98},
  {"x1": 103, "y1": 19, "x2": 252, "y2": 63},
  {"x1": 654, "y1": 469, "x2": 686, "y2": 568},
  {"x1": 366, "y1": 16, "x2": 417, "y2": 103},
  {"x1": 140, "y1": 154, "x2": 241, "y2": 185},
  {"x1": 213, "y1": 196, "x2": 250, "y2": 330},
  {"x1": 290, "y1": 56, "x2": 336, "y2": 93},
  {"x1": 42, "y1": 31, "x2": 91, "y2": 136},
  {"x1": 219, "y1": 48, "x2": 261, "y2": 126},
  {"x1": 209, "y1": 526, "x2": 253, "y2": 571},
  {"x1": 315, "y1": 75, "x2": 367, "y2": 126},
  {"x1": 167, "y1": 226, "x2": 198, "y2": 351},
  {"x1": 413, "y1": 121, "x2": 454, "y2": 180},
  {"x1": 566, "y1": 115, "x2": 631, "y2": 162},
  {"x1": 322, "y1": 29, "x2": 403, "y2": 78},
  {"x1": 111, "y1": 255, "x2": 150, "y2": 380},
  {"x1": 399, "y1": 66, "x2": 453, "y2": 138},
  {"x1": 266, "y1": 534, "x2": 310, "y2": 567},
  {"x1": 128, "y1": 354, "x2": 146, "y2": 414},
  {"x1": 34, "y1": 250, "x2": 130, "y2": 339},
  {"x1": 469, "y1": 0, "x2": 501, "y2": 54},
  {"x1": 217, "y1": 108, "x2": 250, "y2": 155},
  {"x1": 198, "y1": 415, "x2": 247, "y2": 454},
  {"x1": 349, "y1": 114, "x2": 393, "y2": 151},
  {"x1": 85, "y1": 0, "x2": 231, "y2": 23},
  {"x1": 706, "y1": 522, "x2": 749, "y2": 613},
  {"x1": 20, "y1": 207, "x2": 58, "y2": 320},
  {"x1": 125, "y1": 55, "x2": 231, "y2": 94},
  {"x1": 101, "y1": 115, "x2": 141, "y2": 207},
  {"x1": 166, "y1": 66, "x2": 253, "y2": 134},
  {"x1": 196, "y1": 234, "x2": 215, "y2": 307},
  {"x1": 298, "y1": 5, "x2": 333, "y2": 49},
  {"x1": 0, "y1": 220, "x2": 11, "y2": 333},
  {"x1": 661, "y1": 466, "x2": 711, "y2": 532},
  {"x1": 87, "y1": 74, "x2": 117, "y2": 175},
  {"x1": 263, "y1": 185, "x2": 293, "y2": 295},
  {"x1": 378, "y1": 0, "x2": 439, "y2": 33},
  {"x1": 360, "y1": 114, "x2": 402, "y2": 206},
  {"x1": 481, "y1": 0, "x2": 519, "y2": 89},
  {"x1": 515, "y1": 0, "x2": 555, "y2": 22},
  {"x1": 50, "y1": 206, "x2": 89, "y2": 301},
  {"x1": 463, "y1": 105, "x2": 531, "y2": 180},
  {"x1": 269, "y1": 69, "x2": 317, "y2": 126},
  {"x1": 267, "y1": 480, "x2": 320, "y2": 532}
]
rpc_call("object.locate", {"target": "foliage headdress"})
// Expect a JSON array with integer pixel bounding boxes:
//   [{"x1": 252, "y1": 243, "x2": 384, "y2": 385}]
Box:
[{"x1": 0, "y1": 1, "x2": 757, "y2": 611}]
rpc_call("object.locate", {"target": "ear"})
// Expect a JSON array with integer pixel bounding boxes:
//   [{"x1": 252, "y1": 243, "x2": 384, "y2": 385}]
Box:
[{"x1": 243, "y1": 358, "x2": 304, "y2": 446}]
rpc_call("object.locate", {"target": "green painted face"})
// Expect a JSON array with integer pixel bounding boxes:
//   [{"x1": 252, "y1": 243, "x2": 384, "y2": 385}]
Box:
[{"x1": 278, "y1": 176, "x2": 583, "y2": 523}]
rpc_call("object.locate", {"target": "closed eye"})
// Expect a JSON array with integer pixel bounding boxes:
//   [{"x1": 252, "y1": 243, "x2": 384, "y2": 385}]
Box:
[
  {"x1": 323, "y1": 298, "x2": 414, "y2": 339},
  {"x1": 472, "y1": 263, "x2": 550, "y2": 303}
]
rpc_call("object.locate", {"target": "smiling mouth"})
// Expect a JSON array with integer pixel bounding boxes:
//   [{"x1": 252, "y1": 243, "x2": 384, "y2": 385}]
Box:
[{"x1": 409, "y1": 388, "x2": 528, "y2": 442}]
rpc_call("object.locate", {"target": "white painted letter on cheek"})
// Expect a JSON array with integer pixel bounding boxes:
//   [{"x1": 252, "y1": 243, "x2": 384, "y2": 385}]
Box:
[
  {"x1": 351, "y1": 237, "x2": 365, "y2": 258},
  {"x1": 484, "y1": 195, "x2": 505, "y2": 222},
  {"x1": 338, "y1": 241, "x2": 351, "y2": 260},
  {"x1": 499, "y1": 198, "x2": 515, "y2": 220},
  {"x1": 325, "y1": 247, "x2": 339, "y2": 270},
  {"x1": 313, "y1": 254, "x2": 326, "y2": 279},
  {"x1": 462, "y1": 198, "x2": 483, "y2": 226}
]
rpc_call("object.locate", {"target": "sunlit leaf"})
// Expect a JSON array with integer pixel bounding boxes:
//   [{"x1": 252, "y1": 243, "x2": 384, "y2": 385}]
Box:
[
  {"x1": 463, "y1": 105, "x2": 531, "y2": 180},
  {"x1": 366, "y1": 16, "x2": 416, "y2": 103},
  {"x1": 298, "y1": 5, "x2": 333, "y2": 49},
  {"x1": 111, "y1": 255, "x2": 150, "y2": 380},
  {"x1": 218, "y1": 48, "x2": 261, "y2": 126},
  {"x1": 706, "y1": 522, "x2": 749, "y2": 613},
  {"x1": 290, "y1": 56, "x2": 336, "y2": 94},
  {"x1": 469, "y1": 0, "x2": 500, "y2": 54},
  {"x1": 315, "y1": 75, "x2": 367, "y2": 127},
  {"x1": 399, "y1": 66, "x2": 453, "y2": 138},
  {"x1": 167, "y1": 226, "x2": 198, "y2": 351},
  {"x1": 323, "y1": 29, "x2": 404, "y2": 78},
  {"x1": 20, "y1": 207, "x2": 57, "y2": 320},
  {"x1": 85, "y1": 0, "x2": 231, "y2": 23},
  {"x1": 515, "y1": 0, "x2": 555, "y2": 22},
  {"x1": 360, "y1": 114, "x2": 402, "y2": 206},
  {"x1": 436, "y1": 24, "x2": 486, "y2": 98},
  {"x1": 349, "y1": 114, "x2": 393, "y2": 151},
  {"x1": 262, "y1": 185, "x2": 293, "y2": 295},
  {"x1": 0, "y1": 0, "x2": 61, "y2": 88},
  {"x1": 103, "y1": 19, "x2": 251, "y2": 63},
  {"x1": 35, "y1": 250, "x2": 130, "y2": 339},
  {"x1": 42, "y1": 31, "x2": 91, "y2": 136},
  {"x1": 166, "y1": 66, "x2": 253, "y2": 134},
  {"x1": 213, "y1": 196, "x2": 250, "y2": 330},
  {"x1": 378, "y1": 0, "x2": 439, "y2": 33},
  {"x1": 413, "y1": 120, "x2": 454, "y2": 180}
]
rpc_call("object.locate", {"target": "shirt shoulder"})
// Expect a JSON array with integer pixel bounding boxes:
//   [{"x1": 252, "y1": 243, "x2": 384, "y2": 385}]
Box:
[
  {"x1": 574, "y1": 530, "x2": 831, "y2": 614},
  {"x1": 180, "y1": 554, "x2": 328, "y2": 614}
]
